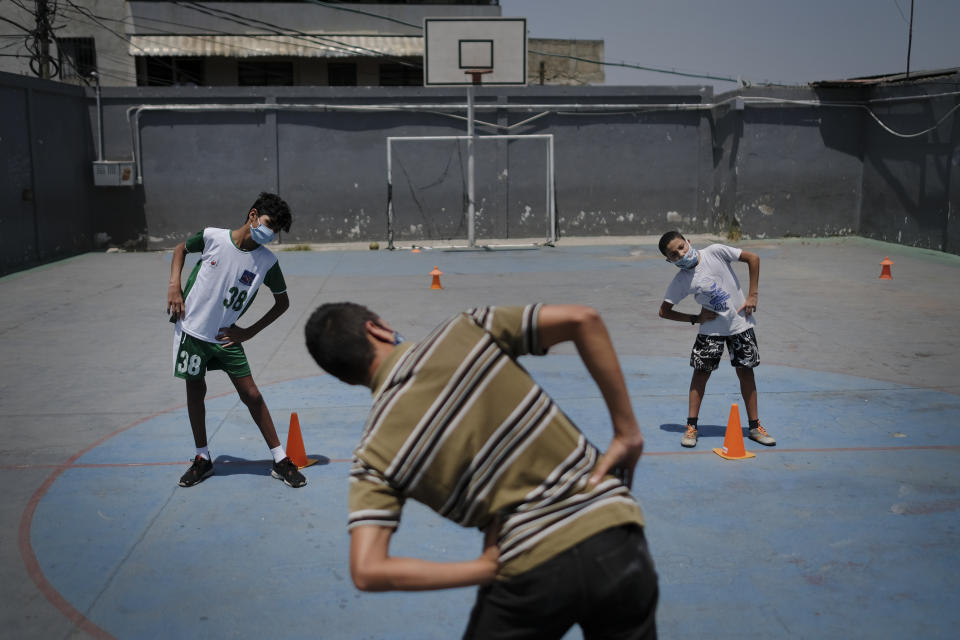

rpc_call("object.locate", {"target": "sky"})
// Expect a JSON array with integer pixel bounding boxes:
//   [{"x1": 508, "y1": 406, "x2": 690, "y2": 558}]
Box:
[{"x1": 499, "y1": 0, "x2": 960, "y2": 89}]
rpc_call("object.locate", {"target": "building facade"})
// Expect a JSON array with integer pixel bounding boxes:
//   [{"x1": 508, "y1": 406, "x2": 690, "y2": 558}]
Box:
[{"x1": 0, "y1": 1, "x2": 604, "y2": 87}]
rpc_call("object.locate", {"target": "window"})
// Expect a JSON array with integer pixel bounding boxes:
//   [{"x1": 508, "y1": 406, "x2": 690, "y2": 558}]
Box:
[
  {"x1": 238, "y1": 61, "x2": 293, "y2": 86},
  {"x1": 58, "y1": 37, "x2": 97, "y2": 80},
  {"x1": 138, "y1": 57, "x2": 205, "y2": 86},
  {"x1": 379, "y1": 63, "x2": 423, "y2": 86},
  {"x1": 328, "y1": 62, "x2": 357, "y2": 86}
]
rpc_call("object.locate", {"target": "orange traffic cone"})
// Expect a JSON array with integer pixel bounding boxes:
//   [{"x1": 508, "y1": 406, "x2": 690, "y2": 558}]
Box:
[
  {"x1": 879, "y1": 256, "x2": 893, "y2": 280},
  {"x1": 430, "y1": 266, "x2": 443, "y2": 290},
  {"x1": 713, "y1": 403, "x2": 756, "y2": 460},
  {"x1": 285, "y1": 412, "x2": 317, "y2": 469}
]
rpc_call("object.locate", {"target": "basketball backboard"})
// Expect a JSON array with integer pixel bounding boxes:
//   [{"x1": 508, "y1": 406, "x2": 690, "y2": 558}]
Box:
[{"x1": 424, "y1": 17, "x2": 527, "y2": 86}]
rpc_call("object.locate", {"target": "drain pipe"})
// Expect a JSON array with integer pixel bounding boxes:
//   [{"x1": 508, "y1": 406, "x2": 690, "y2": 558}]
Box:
[{"x1": 91, "y1": 71, "x2": 104, "y2": 161}]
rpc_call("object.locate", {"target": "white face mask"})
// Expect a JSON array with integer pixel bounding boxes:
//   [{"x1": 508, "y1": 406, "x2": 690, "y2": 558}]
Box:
[
  {"x1": 250, "y1": 218, "x2": 275, "y2": 245},
  {"x1": 673, "y1": 244, "x2": 698, "y2": 270}
]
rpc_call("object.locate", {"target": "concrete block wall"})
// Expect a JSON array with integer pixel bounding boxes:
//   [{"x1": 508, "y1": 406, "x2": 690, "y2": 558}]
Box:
[{"x1": 1, "y1": 71, "x2": 957, "y2": 275}]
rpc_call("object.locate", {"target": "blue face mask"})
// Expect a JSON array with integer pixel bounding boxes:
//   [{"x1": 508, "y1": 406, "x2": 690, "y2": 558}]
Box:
[
  {"x1": 250, "y1": 218, "x2": 275, "y2": 245},
  {"x1": 673, "y1": 244, "x2": 698, "y2": 270},
  {"x1": 392, "y1": 331, "x2": 405, "y2": 346}
]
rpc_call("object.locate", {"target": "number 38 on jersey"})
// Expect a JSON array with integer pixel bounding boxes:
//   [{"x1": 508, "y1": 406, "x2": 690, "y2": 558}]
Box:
[{"x1": 223, "y1": 286, "x2": 247, "y2": 311}]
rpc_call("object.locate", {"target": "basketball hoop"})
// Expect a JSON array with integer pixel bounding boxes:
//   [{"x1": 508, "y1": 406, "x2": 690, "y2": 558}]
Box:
[{"x1": 464, "y1": 69, "x2": 493, "y2": 86}]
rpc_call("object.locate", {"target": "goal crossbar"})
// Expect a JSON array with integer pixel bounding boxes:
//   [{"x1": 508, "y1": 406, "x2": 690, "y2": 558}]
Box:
[{"x1": 386, "y1": 134, "x2": 556, "y2": 250}]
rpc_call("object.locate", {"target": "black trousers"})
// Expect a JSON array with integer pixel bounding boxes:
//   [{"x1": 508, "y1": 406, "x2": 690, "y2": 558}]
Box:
[{"x1": 463, "y1": 525, "x2": 658, "y2": 640}]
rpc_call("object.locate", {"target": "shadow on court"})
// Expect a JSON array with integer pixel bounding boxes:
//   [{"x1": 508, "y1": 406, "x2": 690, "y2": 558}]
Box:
[{"x1": 659, "y1": 423, "x2": 728, "y2": 439}]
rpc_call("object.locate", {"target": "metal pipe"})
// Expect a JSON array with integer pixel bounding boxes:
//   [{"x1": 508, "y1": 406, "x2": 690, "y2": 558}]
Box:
[
  {"x1": 126, "y1": 90, "x2": 960, "y2": 184},
  {"x1": 466, "y1": 84, "x2": 476, "y2": 248},
  {"x1": 386, "y1": 137, "x2": 394, "y2": 250},
  {"x1": 92, "y1": 71, "x2": 103, "y2": 161}
]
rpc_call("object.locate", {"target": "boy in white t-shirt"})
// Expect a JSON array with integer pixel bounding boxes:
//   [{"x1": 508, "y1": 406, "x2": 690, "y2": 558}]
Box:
[
  {"x1": 657, "y1": 231, "x2": 776, "y2": 449},
  {"x1": 165, "y1": 192, "x2": 306, "y2": 488}
]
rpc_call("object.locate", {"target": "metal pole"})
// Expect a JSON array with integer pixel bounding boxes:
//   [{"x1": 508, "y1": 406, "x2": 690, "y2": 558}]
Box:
[
  {"x1": 386, "y1": 138, "x2": 394, "y2": 250},
  {"x1": 93, "y1": 72, "x2": 104, "y2": 161},
  {"x1": 36, "y1": 0, "x2": 51, "y2": 79},
  {"x1": 906, "y1": 0, "x2": 915, "y2": 79},
  {"x1": 547, "y1": 135, "x2": 556, "y2": 244},
  {"x1": 466, "y1": 84, "x2": 476, "y2": 248}
]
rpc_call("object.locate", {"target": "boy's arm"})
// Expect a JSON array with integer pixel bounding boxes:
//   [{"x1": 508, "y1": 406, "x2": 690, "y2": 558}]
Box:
[
  {"x1": 349, "y1": 524, "x2": 498, "y2": 592},
  {"x1": 658, "y1": 301, "x2": 717, "y2": 324},
  {"x1": 166, "y1": 242, "x2": 187, "y2": 320},
  {"x1": 536, "y1": 305, "x2": 645, "y2": 487},
  {"x1": 217, "y1": 292, "x2": 289, "y2": 347},
  {"x1": 736, "y1": 250, "x2": 759, "y2": 315}
]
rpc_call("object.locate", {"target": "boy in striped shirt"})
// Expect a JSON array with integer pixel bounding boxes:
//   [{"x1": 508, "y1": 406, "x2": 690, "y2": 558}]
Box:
[{"x1": 305, "y1": 303, "x2": 657, "y2": 639}]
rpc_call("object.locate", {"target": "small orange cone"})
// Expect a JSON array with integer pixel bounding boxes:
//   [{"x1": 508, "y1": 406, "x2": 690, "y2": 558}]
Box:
[
  {"x1": 430, "y1": 266, "x2": 443, "y2": 290},
  {"x1": 713, "y1": 403, "x2": 756, "y2": 460},
  {"x1": 879, "y1": 256, "x2": 893, "y2": 280},
  {"x1": 285, "y1": 412, "x2": 317, "y2": 469}
]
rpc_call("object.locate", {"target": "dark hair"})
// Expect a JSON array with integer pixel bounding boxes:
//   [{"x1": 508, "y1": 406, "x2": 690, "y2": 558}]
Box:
[
  {"x1": 248, "y1": 192, "x2": 292, "y2": 233},
  {"x1": 305, "y1": 302, "x2": 380, "y2": 385},
  {"x1": 658, "y1": 230, "x2": 685, "y2": 256}
]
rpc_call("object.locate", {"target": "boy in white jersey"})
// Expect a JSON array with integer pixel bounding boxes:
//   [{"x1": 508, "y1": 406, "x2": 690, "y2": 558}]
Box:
[
  {"x1": 166, "y1": 192, "x2": 306, "y2": 488},
  {"x1": 657, "y1": 230, "x2": 777, "y2": 449}
]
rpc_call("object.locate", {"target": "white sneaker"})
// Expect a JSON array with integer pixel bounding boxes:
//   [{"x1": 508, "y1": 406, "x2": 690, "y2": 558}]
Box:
[
  {"x1": 681, "y1": 425, "x2": 698, "y2": 448},
  {"x1": 748, "y1": 425, "x2": 776, "y2": 446}
]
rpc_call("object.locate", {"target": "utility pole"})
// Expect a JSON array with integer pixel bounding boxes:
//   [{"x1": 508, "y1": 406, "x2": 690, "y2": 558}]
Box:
[
  {"x1": 905, "y1": 0, "x2": 915, "y2": 79},
  {"x1": 35, "y1": 0, "x2": 53, "y2": 79}
]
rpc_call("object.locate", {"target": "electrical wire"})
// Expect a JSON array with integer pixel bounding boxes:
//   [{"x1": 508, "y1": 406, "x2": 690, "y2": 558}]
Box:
[
  {"x1": 62, "y1": 0, "x2": 185, "y2": 82},
  {"x1": 302, "y1": 0, "x2": 766, "y2": 84}
]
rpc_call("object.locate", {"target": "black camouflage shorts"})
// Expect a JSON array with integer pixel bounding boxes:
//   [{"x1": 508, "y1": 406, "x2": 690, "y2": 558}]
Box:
[{"x1": 690, "y1": 328, "x2": 759, "y2": 371}]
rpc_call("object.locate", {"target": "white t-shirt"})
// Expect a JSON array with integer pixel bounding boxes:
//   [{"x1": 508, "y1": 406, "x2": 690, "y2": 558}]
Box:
[
  {"x1": 176, "y1": 228, "x2": 286, "y2": 343},
  {"x1": 663, "y1": 243, "x2": 755, "y2": 337}
]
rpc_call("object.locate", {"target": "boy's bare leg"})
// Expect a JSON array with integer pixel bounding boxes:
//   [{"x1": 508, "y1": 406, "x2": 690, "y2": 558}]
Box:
[
  {"x1": 186, "y1": 378, "x2": 208, "y2": 448},
  {"x1": 688, "y1": 369, "x2": 712, "y2": 420},
  {"x1": 735, "y1": 367, "x2": 758, "y2": 421},
  {"x1": 230, "y1": 375, "x2": 282, "y2": 449}
]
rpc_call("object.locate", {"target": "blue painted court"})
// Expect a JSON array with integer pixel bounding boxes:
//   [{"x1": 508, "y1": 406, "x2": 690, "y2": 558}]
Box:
[{"x1": 7, "y1": 237, "x2": 960, "y2": 639}]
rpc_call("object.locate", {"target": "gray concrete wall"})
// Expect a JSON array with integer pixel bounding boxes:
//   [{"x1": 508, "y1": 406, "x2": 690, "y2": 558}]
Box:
[
  {"x1": 109, "y1": 85, "x2": 711, "y2": 248},
  {"x1": 2, "y1": 72, "x2": 959, "y2": 275},
  {"x1": 859, "y1": 82, "x2": 960, "y2": 252},
  {"x1": 731, "y1": 87, "x2": 865, "y2": 240},
  {"x1": 0, "y1": 72, "x2": 96, "y2": 274}
]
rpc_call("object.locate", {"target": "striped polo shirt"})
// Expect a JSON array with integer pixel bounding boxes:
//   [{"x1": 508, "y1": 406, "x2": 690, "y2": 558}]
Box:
[{"x1": 348, "y1": 305, "x2": 645, "y2": 578}]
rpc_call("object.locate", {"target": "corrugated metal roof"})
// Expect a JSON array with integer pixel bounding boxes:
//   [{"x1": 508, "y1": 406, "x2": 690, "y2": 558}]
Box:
[
  {"x1": 810, "y1": 67, "x2": 960, "y2": 87},
  {"x1": 129, "y1": 34, "x2": 424, "y2": 58}
]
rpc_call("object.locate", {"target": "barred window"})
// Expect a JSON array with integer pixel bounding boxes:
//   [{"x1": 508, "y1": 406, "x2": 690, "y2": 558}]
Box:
[
  {"x1": 137, "y1": 57, "x2": 205, "y2": 86},
  {"x1": 58, "y1": 37, "x2": 97, "y2": 80}
]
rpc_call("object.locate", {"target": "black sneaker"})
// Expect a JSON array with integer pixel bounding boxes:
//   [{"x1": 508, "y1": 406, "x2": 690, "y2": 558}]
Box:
[
  {"x1": 272, "y1": 457, "x2": 307, "y2": 488},
  {"x1": 179, "y1": 455, "x2": 214, "y2": 487}
]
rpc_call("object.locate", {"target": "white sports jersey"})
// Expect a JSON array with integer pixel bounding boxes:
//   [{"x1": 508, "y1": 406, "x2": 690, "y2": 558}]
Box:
[
  {"x1": 176, "y1": 228, "x2": 286, "y2": 343},
  {"x1": 663, "y1": 243, "x2": 755, "y2": 337}
]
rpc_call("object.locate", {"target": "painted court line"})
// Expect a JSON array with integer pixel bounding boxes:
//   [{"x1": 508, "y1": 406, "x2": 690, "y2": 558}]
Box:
[{"x1": 6, "y1": 444, "x2": 959, "y2": 472}]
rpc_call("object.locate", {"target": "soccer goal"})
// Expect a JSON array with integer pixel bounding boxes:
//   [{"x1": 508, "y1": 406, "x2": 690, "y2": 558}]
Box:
[{"x1": 385, "y1": 133, "x2": 557, "y2": 250}]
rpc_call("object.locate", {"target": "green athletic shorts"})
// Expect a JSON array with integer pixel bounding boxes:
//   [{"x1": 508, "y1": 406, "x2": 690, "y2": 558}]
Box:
[{"x1": 173, "y1": 329, "x2": 251, "y2": 380}]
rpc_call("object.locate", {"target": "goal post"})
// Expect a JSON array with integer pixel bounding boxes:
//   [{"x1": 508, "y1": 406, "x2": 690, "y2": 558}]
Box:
[{"x1": 386, "y1": 134, "x2": 557, "y2": 250}]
